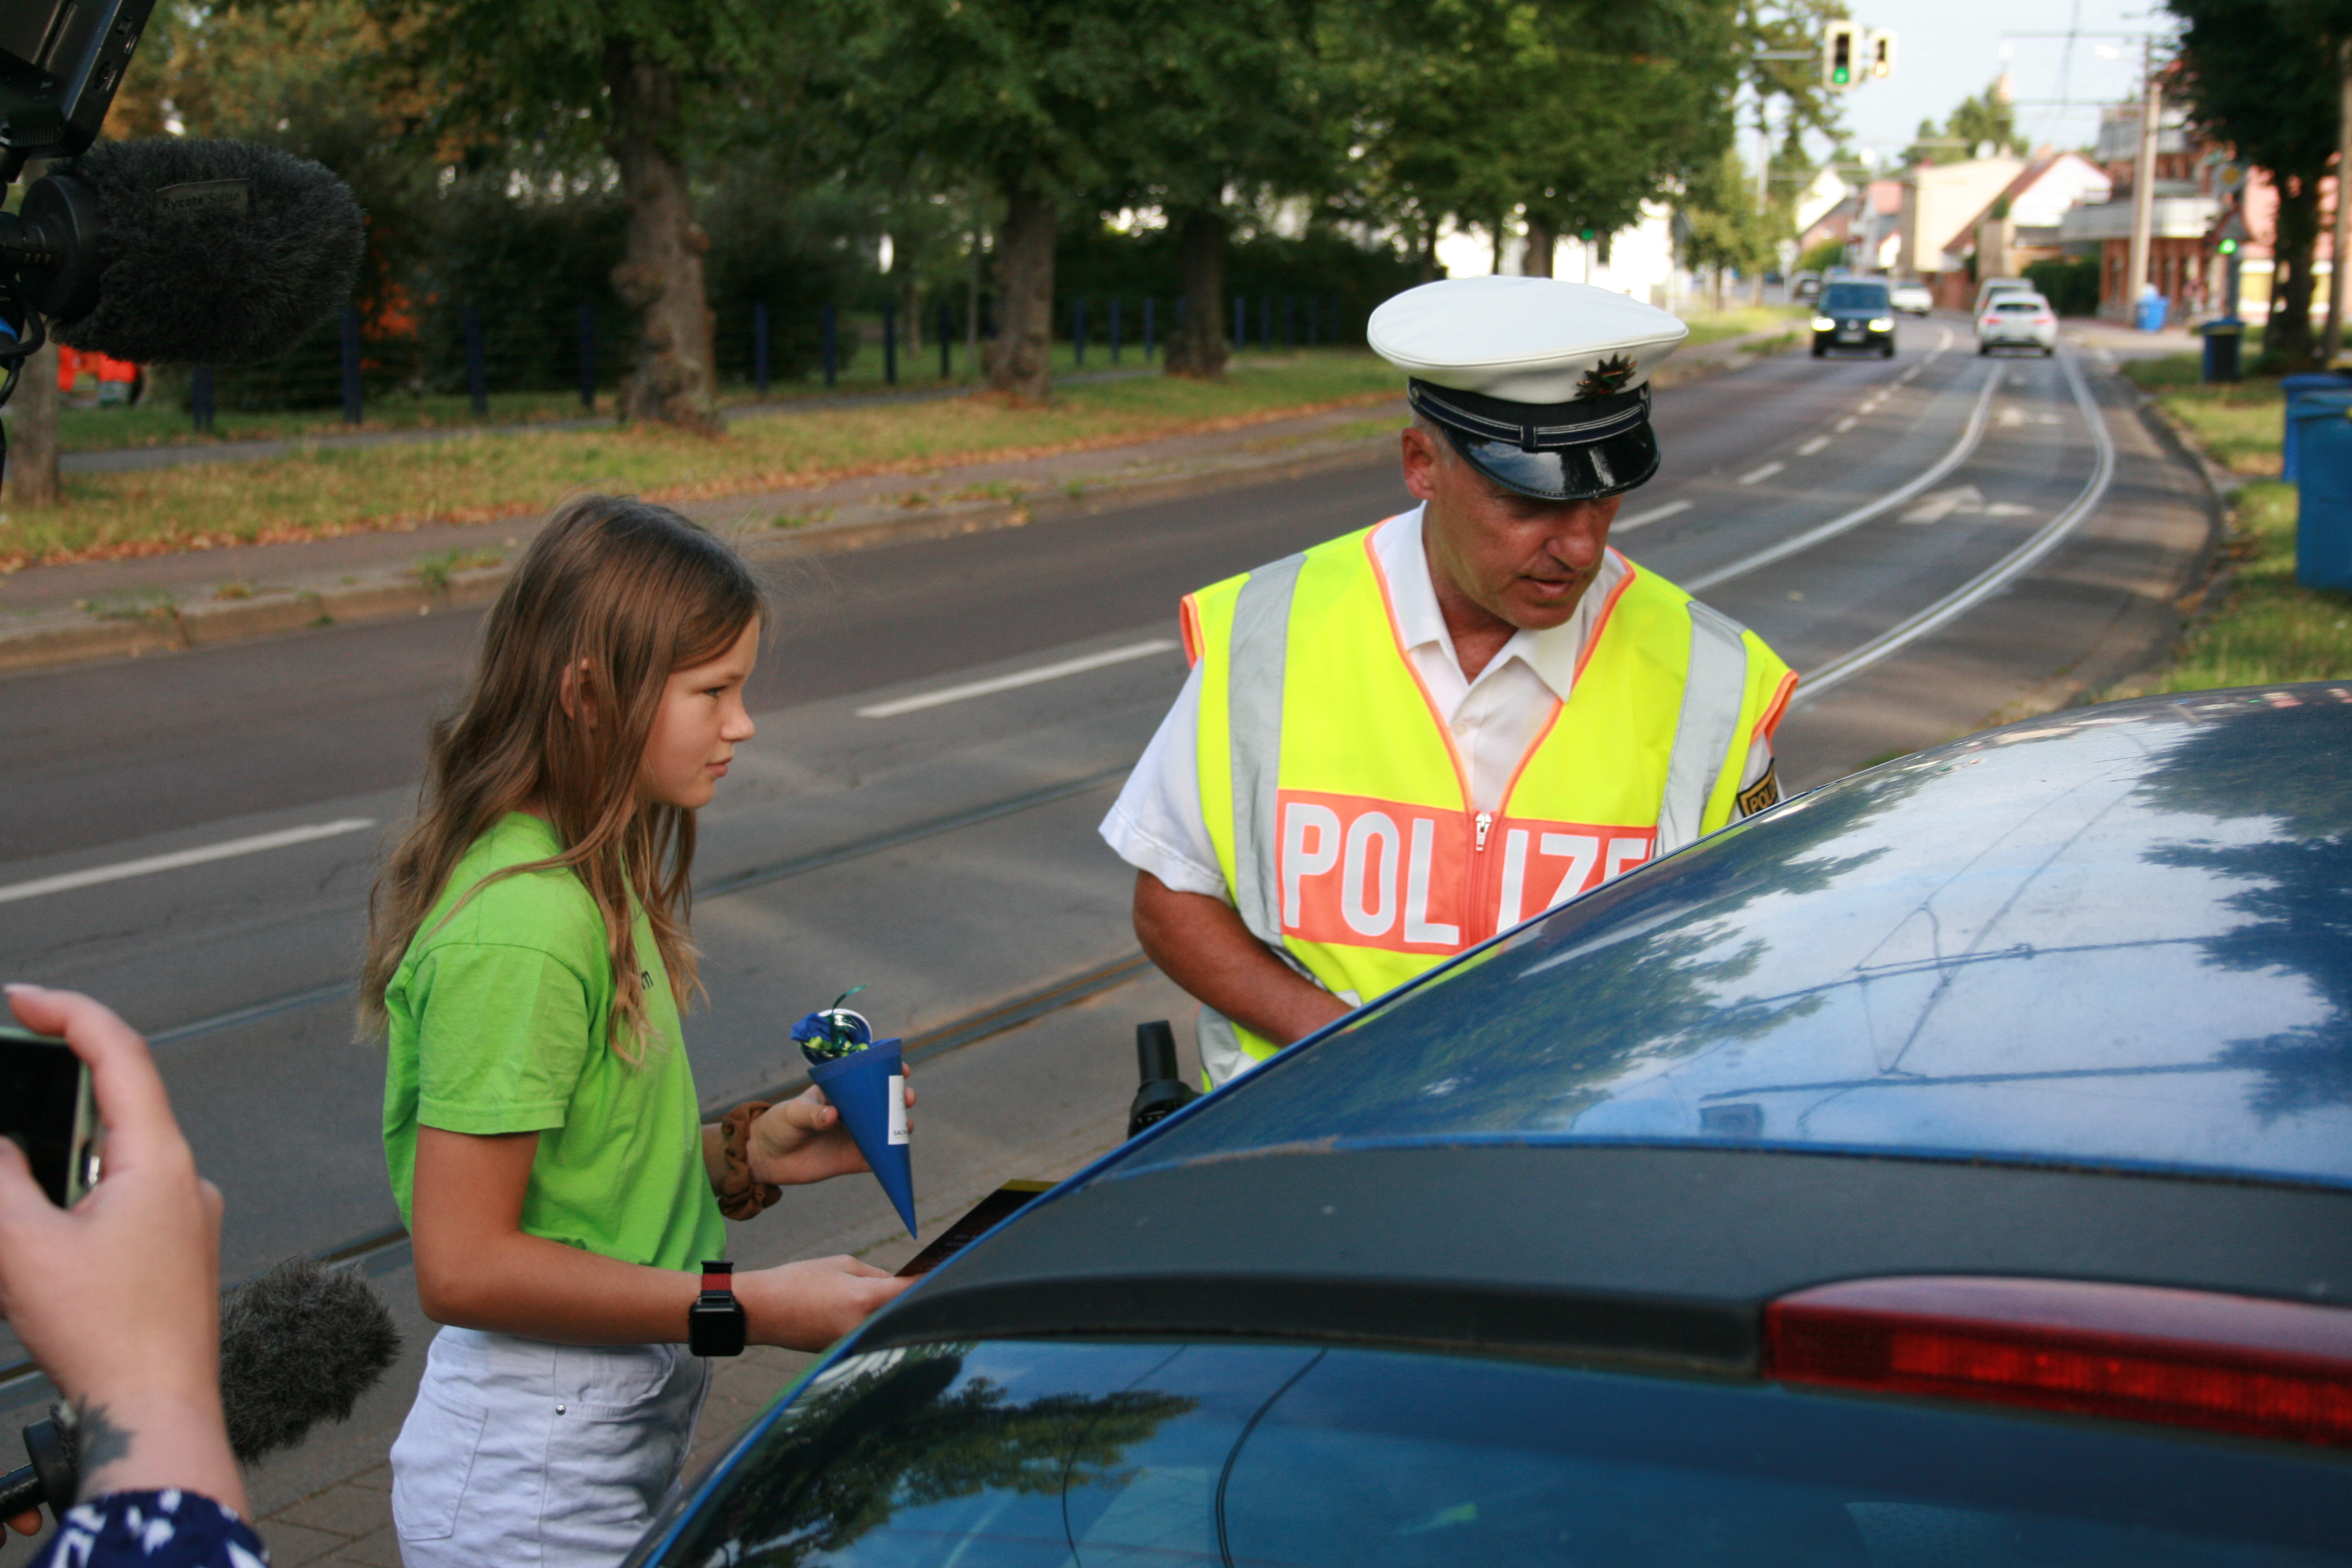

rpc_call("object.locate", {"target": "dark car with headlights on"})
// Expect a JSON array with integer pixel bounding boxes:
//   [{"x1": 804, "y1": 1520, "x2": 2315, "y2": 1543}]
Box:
[
  {"x1": 1812, "y1": 279, "x2": 1896, "y2": 359},
  {"x1": 632, "y1": 686, "x2": 2352, "y2": 1568}
]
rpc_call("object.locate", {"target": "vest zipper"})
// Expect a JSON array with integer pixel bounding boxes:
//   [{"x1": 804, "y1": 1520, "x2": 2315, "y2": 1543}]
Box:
[{"x1": 1469, "y1": 810, "x2": 1495, "y2": 942}]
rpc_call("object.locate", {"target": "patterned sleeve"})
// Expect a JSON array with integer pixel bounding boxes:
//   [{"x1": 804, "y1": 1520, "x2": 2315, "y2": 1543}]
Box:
[{"x1": 31, "y1": 1489, "x2": 269, "y2": 1568}]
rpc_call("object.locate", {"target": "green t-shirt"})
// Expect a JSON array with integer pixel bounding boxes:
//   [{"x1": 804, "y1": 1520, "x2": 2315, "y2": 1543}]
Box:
[{"x1": 381, "y1": 812, "x2": 726, "y2": 1272}]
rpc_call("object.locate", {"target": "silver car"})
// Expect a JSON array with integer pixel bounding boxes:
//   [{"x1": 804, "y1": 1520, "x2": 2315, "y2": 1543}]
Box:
[
  {"x1": 1889, "y1": 280, "x2": 1933, "y2": 316},
  {"x1": 1978, "y1": 293, "x2": 2057, "y2": 356}
]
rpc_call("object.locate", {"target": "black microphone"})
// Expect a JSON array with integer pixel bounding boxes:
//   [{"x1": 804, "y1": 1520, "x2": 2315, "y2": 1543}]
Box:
[
  {"x1": 5, "y1": 137, "x2": 366, "y2": 365},
  {"x1": 0, "y1": 1256, "x2": 401, "y2": 1524},
  {"x1": 1127, "y1": 1019, "x2": 1199, "y2": 1138}
]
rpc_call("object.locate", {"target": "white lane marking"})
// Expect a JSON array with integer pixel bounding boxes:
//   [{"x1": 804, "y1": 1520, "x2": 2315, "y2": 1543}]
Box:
[
  {"x1": 1797, "y1": 436, "x2": 1832, "y2": 456},
  {"x1": 1900, "y1": 484, "x2": 1985, "y2": 524},
  {"x1": 0, "y1": 818, "x2": 377, "y2": 906},
  {"x1": 1834, "y1": 417, "x2": 1858, "y2": 433},
  {"x1": 1796, "y1": 345, "x2": 2115, "y2": 705},
  {"x1": 856, "y1": 639, "x2": 1180, "y2": 718},
  {"x1": 1738, "y1": 462, "x2": 1786, "y2": 485},
  {"x1": 1615, "y1": 498, "x2": 1691, "y2": 531},
  {"x1": 1687, "y1": 364, "x2": 2006, "y2": 592}
]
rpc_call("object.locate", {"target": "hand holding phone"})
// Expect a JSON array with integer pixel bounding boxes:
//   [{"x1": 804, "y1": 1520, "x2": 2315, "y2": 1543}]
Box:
[{"x1": 0, "y1": 984, "x2": 245, "y2": 1521}]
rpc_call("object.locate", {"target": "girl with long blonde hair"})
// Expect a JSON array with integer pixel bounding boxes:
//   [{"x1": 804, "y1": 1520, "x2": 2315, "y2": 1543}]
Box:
[{"x1": 363, "y1": 495, "x2": 908, "y2": 1568}]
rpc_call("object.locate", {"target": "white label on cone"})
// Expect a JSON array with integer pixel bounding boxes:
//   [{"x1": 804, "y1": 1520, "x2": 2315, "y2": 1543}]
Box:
[{"x1": 887, "y1": 1074, "x2": 909, "y2": 1145}]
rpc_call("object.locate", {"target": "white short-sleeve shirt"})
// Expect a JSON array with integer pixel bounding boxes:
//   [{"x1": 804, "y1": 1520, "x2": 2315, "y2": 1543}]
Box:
[{"x1": 1100, "y1": 505, "x2": 1774, "y2": 902}]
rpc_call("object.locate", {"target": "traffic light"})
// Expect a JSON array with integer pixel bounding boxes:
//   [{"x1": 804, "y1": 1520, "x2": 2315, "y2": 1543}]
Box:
[
  {"x1": 2217, "y1": 238, "x2": 2240, "y2": 256},
  {"x1": 1867, "y1": 30, "x2": 1894, "y2": 80},
  {"x1": 1823, "y1": 21, "x2": 1858, "y2": 91}
]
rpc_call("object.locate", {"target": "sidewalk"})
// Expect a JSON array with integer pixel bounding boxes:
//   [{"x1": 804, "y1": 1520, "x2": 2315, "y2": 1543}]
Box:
[{"x1": 0, "y1": 326, "x2": 1794, "y2": 678}]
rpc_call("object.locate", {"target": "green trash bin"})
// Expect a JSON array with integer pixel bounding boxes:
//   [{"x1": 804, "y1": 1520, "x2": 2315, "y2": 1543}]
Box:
[{"x1": 2293, "y1": 391, "x2": 2352, "y2": 592}]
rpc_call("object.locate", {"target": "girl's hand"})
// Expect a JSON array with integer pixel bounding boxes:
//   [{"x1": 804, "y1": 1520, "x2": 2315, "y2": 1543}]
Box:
[
  {"x1": 734, "y1": 1256, "x2": 912, "y2": 1350},
  {"x1": 748, "y1": 1075, "x2": 916, "y2": 1187},
  {"x1": 0, "y1": 985, "x2": 246, "y2": 1520}
]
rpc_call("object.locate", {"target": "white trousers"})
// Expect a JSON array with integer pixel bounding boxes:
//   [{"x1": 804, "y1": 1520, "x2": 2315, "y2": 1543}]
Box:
[{"x1": 391, "y1": 1327, "x2": 711, "y2": 1568}]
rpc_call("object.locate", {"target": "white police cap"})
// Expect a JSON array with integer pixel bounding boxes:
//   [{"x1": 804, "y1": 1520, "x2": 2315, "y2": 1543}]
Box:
[{"x1": 1368, "y1": 277, "x2": 1691, "y2": 501}]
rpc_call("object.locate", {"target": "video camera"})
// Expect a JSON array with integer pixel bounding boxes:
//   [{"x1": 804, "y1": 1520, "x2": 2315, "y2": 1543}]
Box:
[{"x1": 0, "y1": 0, "x2": 363, "y2": 479}]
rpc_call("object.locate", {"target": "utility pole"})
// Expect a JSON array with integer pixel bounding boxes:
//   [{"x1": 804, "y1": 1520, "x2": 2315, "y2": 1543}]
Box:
[
  {"x1": 2325, "y1": 37, "x2": 2351, "y2": 367},
  {"x1": 2127, "y1": 41, "x2": 2160, "y2": 324}
]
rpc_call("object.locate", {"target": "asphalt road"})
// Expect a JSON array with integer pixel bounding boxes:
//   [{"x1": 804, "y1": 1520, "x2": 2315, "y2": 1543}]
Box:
[{"x1": 0, "y1": 319, "x2": 2209, "y2": 1421}]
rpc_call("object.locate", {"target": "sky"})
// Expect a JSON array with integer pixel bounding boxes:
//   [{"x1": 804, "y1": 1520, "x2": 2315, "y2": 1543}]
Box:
[{"x1": 1825, "y1": 0, "x2": 2178, "y2": 166}]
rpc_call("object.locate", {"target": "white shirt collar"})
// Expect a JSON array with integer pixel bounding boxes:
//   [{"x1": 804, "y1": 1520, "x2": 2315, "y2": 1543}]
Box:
[{"x1": 1371, "y1": 503, "x2": 1613, "y2": 704}]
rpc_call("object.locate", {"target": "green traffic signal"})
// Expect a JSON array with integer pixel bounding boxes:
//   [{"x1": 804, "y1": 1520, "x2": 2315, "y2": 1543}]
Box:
[{"x1": 2217, "y1": 238, "x2": 2239, "y2": 255}]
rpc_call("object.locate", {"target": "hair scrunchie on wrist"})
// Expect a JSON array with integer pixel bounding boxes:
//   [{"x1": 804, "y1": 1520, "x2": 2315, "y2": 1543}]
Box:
[{"x1": 714, "y1": 1101, "x2": 783, "y2": 1220}]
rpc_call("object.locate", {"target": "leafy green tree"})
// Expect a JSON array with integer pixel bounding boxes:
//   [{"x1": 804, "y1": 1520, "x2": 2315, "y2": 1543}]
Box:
[
  {"x1": 2170, "y1": 0, "x2": 2344, "y2": 370},
  {"x1": 1118, "y1": 0, "x2": 1325, "y2": 379},
  {"x1": 1324, "y1": 0, "x2": 1742, "y2": 284},
  {"x1": 1678, "y1": 146, "x2": 1778, "y2": 305},
  {"x1": 364, "y1": 0, "x2": 809, "y2": 430},
  {"x1": 1902, "y1": 79, "x2": 2027, "y2": 168},
  {"x1": 832, "y1": 0, "x2": 1155, "y2": 401}
]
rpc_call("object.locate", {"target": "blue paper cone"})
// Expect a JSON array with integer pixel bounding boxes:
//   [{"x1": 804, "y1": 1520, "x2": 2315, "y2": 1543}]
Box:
[{"x1": 808, "y1": 1039, "x2": 915, "y2": 1237}]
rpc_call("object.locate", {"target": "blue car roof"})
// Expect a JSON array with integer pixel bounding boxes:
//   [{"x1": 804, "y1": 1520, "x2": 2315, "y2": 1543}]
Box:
[{"x1": 1113, "y1": 685, "x2": 2352, "y2": 1194}]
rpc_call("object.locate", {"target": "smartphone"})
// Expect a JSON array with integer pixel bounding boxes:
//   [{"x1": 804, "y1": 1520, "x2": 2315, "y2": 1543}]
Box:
[{"x1": 0, "y1": 1024, "x2": 100, "y2": 1207}]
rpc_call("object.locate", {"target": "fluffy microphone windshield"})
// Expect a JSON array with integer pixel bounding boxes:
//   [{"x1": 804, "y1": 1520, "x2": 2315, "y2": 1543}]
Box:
[
  {"x1": 217, "y1": 1256, "x2": 402, "y2": 1466},
  {"x1": 51, "y1": 137, "x2": 365, "y2": 366}
]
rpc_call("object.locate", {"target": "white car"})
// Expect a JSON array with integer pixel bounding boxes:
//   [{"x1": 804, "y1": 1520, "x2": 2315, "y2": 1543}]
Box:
[
  {"x1": 1890, "y1": 281, "x2": 1933, "y2": 316},
  {"x1": 1978, "y1": 293, "x2": 2057, "y2": 356}
]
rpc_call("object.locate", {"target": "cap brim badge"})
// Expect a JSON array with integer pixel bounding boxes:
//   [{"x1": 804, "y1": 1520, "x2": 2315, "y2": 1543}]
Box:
[{"x1": 1576, "y1": 354, "x2": 1639, "y2": 399}]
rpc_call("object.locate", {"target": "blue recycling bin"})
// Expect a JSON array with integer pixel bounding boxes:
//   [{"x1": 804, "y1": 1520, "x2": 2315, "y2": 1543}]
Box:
[
  {"x1": 2283, "y1": 373, "x2": 2352, "y2": 484},
  {"x1": 2135, "y1": 292, "x2": 2168, "y2": 332},
  {"x1": 2293, "y1": 391, "x2": 2352, "y2": 592},
  {"x1": 2199, "y1": 318, "x2": 2243, "y2": 383}
]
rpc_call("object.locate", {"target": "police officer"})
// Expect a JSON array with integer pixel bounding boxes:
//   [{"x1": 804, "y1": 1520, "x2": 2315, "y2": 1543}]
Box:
[{"x1": 1100, "y1": 276, "x2": 1797, "y2": 1086}]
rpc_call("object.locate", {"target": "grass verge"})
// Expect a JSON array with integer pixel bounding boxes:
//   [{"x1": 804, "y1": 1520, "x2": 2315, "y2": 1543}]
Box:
[
  {"x1": 1, "y1": 352, "x2": 1402, "y2": 570},
  {"x1": 2103, "y1": 353, "x2": 2352, "y2": 696}
]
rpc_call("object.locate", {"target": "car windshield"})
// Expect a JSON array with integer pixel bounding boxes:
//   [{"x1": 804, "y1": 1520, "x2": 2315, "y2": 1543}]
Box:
[
  {"x1": 652, "y1": 1339, "x2": 2351, "y2": 1568},
  {"x1": 1822, "y1": 284, "x2": 1888, "y2": 313}
]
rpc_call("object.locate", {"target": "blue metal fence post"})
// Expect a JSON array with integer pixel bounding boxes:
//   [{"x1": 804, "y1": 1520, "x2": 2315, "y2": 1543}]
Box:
[
  {"x1": 1307, "y1": 295, "x2": 1319, "y2": 348},
  {"x1": 1110, "y1": 298, "x2": 1123, "y2": 365},
  {"x1": 1145, "y1": 298, "x2": 1157, "y2": 362},
  {"x1": 823, "y1": 305, "x2": 838, "y2": 389},
  {"x1": 462, "y1": 304, "x2": 487, "y2": 417},
  {"x1": 754, "y1": 302, "x2": 771, "y2": 398},
  {"x1": 1284, "y1": 295, "x2": 1296, "y2": 350},
  {"x1": 1261, "y1": 295, "x2": 1273, "y2": 352},
  {"x1": 191, "y1": 365, "x2": 215, "y2": 433},
  {"x1": 1074, "y1": 298, "x2": 1087, "y2": 367},
  {"x1": 339, "y1": 304, "x2": 364, "y2": 425},
  {"x1": 1176, "y1": 296, "x2": 1186, "y2": 330},
  {"x1": 576, "y1": 305, "x2": 595, "y2": 409},
  {"x1": 883, "y1": 304, "x2": 898, "y2": 385},
  {"x1": 938, "y1": 299, "x2": 952, "y2": 379},
  {"x1": 1233, "y1": 295, "x2": 1246, "y2": 349}
]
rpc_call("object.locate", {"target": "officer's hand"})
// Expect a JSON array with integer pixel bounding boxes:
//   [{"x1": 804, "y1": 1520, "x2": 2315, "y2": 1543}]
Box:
[{"x1": 748, "y1": 1074, "x2": 914, "y2": 1186}]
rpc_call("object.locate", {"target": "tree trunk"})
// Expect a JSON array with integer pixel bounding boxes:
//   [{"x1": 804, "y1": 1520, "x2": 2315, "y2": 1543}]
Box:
[
  {"x1": 603, "y1": 38, "x2": 720, "y2": 434},
  {"x1": 2267, "y1": 175, "x2": 2323, "y2": 371},
  {"x1": 987, "y1": 178, "x2": 1056, "y2": 402},
  {"x1": 7, "y1": 336, "x2": 61, "y2": 508},
  {"x1": 1523, "y1": 220, "x2": 1555, "y2": 277},
  {"x1": 1417, "y1": 219, "x2": 1442, "y2": 283},
  {"x1": 1165, "y1": 208, "x2": 1229, "y2": 380}
]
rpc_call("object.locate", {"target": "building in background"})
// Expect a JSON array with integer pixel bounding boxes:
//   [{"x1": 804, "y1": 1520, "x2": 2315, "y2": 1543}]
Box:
[
  {"x1": 1898, "y1": 156, "x2": 2027, "y2": 308},
  {"x1": 2054, "y1": 101, "x2": 2218, "y2": 322}
]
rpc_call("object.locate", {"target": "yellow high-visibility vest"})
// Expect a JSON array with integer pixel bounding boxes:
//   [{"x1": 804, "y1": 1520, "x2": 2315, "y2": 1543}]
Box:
[{"x1": 1181, "y1": 517, "x2": 1795, "y2": 1084}]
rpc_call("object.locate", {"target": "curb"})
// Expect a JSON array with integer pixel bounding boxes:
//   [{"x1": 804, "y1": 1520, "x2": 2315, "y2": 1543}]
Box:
[
  {"x1": 0, "y1": 332, "x2": 1797, "y2": 680},
  {"x1": 0, "y1": 437, "x2": 1394, "y2": 679}
]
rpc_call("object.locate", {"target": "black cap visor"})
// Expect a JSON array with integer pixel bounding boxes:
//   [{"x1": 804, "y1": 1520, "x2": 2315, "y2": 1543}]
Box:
[
  {"x1": 1410, "y1": 378, "x2": 1661, "y2": 503},
  {"x1": 1444, "y1": 422, "x2": 1659, "y2": 503}
]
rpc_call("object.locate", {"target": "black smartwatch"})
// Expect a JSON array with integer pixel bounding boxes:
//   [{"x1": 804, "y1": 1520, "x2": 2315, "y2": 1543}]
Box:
[{"x1": 688, "y1": 1260, "x2": 747, "y2": 1357}]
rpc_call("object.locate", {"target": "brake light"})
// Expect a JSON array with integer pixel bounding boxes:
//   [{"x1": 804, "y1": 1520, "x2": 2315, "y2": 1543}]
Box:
[{"x1": 1766, "y1": 1276, "x2": 2352, "y2": 1446}]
